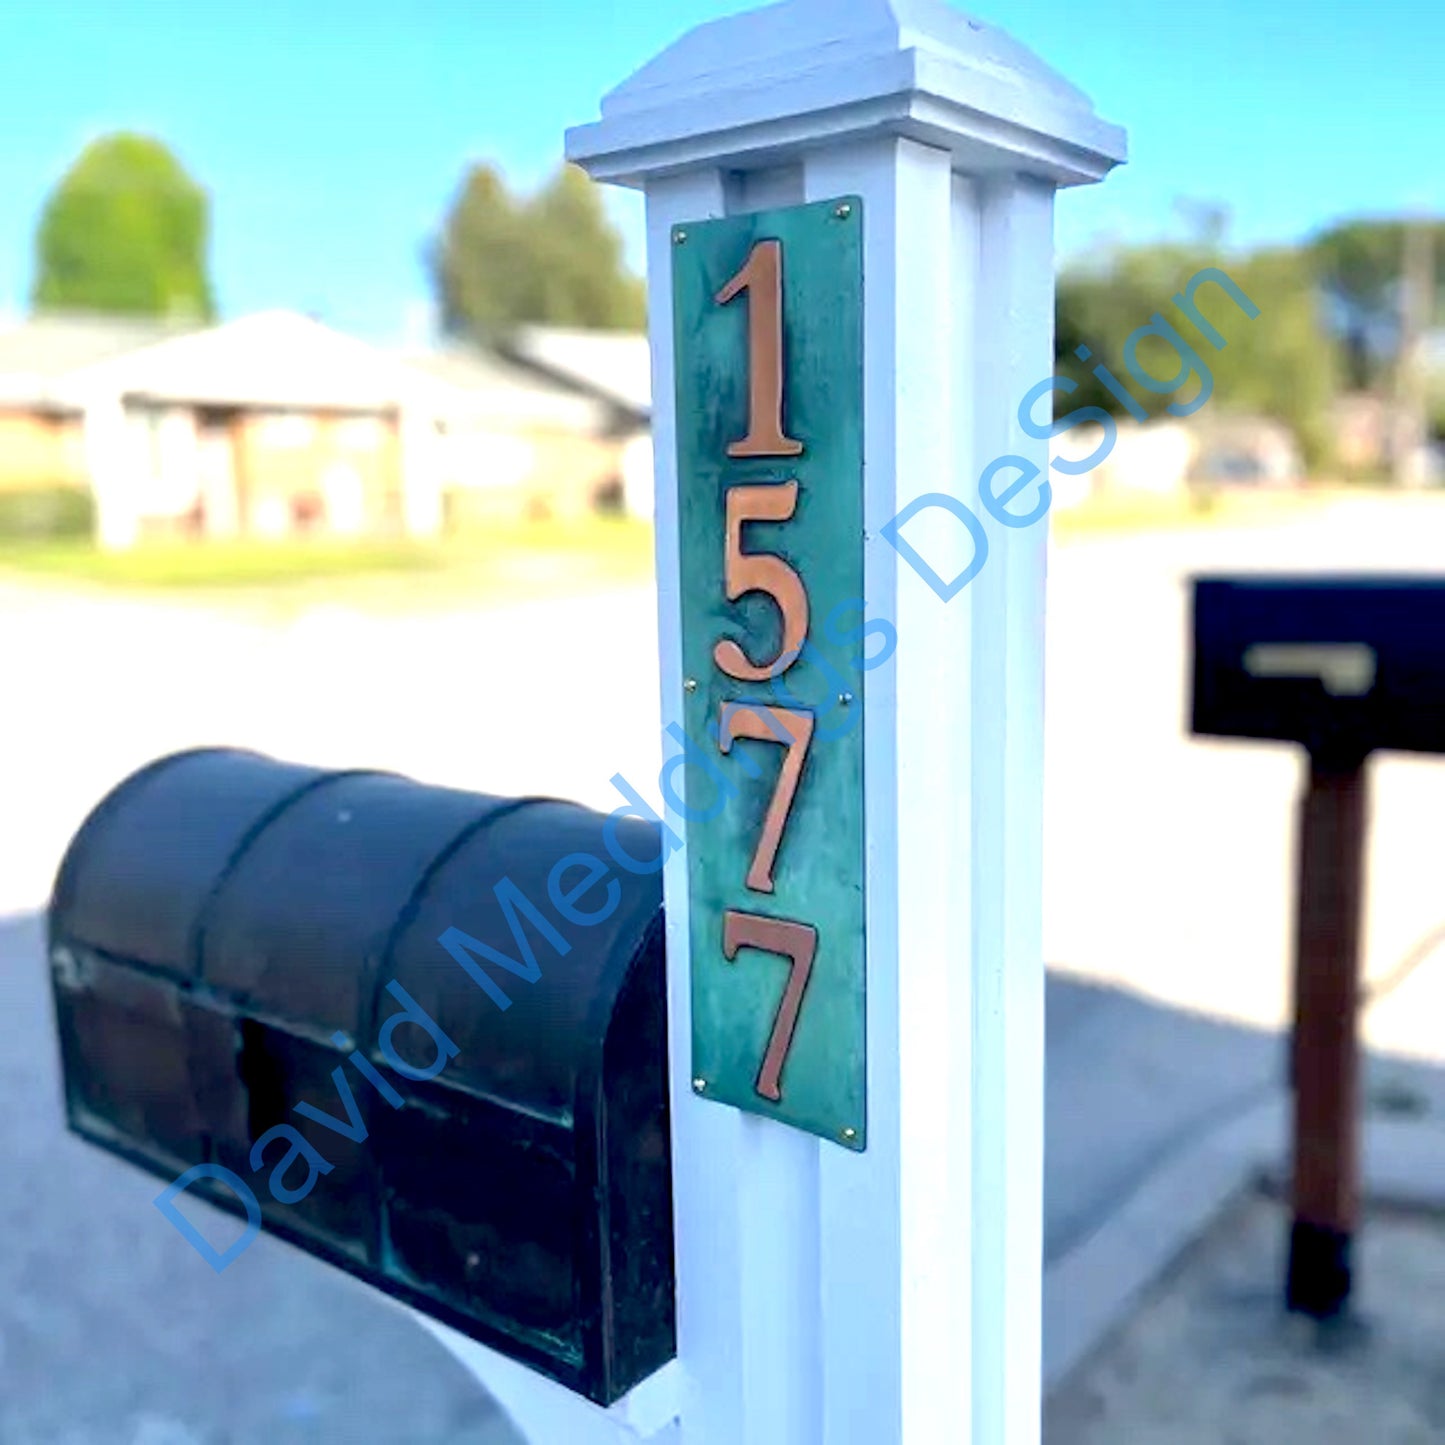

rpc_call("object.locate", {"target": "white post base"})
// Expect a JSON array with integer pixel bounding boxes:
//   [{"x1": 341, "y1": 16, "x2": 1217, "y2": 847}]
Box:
[{"x1": 408, "y1": 1309, "x2": 684, "y2": 1445}]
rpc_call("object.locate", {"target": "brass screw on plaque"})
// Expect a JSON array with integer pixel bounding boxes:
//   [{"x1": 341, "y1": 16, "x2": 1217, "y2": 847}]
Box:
[
  {"x1": 838, "y1": 692, "x2": 854, "y2": 707},
  {"x1": 834, "y1": 203, "x2": 852, "y2": 220},
  {"x1": 693, "y1": 1077, "x2": 708, "y2": 1094},
  {"x1": 675, "y1": 230, "x2": 689, "y2": 245},
  {"x1": 841, "y1": 1127, "x2": 858, "y2": 1143},
  {"x1": 684, "y1": 678, "x2": 699, "y2": 693}
]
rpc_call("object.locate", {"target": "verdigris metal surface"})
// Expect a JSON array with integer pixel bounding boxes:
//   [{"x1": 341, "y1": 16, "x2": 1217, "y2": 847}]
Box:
[
  {"x1": 47, "y1": 747, "x2": 674, "y2": 1407},
  {"x1": 672, "y1": 198, "x2": 867, "y2": 1150}
]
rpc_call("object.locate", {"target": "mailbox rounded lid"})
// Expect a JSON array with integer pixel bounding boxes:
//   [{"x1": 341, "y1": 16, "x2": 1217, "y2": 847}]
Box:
[{"x1": 50, "y1": 747, "x2": 665, "y2": 1118}]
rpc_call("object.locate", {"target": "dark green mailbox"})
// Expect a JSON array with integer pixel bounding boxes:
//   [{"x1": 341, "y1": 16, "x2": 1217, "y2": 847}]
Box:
[{"x1": 47, "y1": 747, "x2": 676, "y2": 1405}]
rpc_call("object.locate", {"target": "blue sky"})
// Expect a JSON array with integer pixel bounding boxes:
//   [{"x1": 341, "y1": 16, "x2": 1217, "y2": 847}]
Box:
[{"x1": 0, "y1": 0, "x2": 1438, "y2": 343}]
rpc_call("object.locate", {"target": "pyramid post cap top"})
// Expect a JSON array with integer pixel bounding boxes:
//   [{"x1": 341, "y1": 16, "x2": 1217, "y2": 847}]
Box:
[
  {"x1": 602, "y1": 0, "x2": 1092, "y2": 120},
  {"x1": 568, "y1": 0, "x2": 1126, "y2": 187}
]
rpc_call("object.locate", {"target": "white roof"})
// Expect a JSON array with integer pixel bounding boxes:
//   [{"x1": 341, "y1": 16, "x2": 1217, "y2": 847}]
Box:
[
  {"x1": 399, "y1": 343, "x2": 612, "y2": 433},
  {"x1": 0, "y1": 310, "x2": 645, "y2": 434},
  {"x1": 52, "y1": 310, "x2": 461, "y2": 414},
  {"x1": 509, "y1": 326, "x2": 653, "y2": 417},
  {"x1": 0, "y1": 313, "x2": 203, "y2": 408}
]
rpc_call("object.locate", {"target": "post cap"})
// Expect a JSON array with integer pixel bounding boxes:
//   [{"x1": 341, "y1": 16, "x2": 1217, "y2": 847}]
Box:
[{"x1": 567, "y1": 0, "x2": 1126, "y2": 189}]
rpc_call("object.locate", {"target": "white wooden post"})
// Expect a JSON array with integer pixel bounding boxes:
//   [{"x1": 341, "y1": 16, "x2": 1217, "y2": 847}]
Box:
[
  {"x1": 415, "y1": 5, "x2": 1123, "y2": 1442},
  {"x1": 570, "y1": 4, "x2": 1124, "y2": 1443}
]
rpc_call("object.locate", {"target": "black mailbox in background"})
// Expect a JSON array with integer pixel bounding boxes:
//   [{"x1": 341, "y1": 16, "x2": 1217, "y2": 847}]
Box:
[
  {"x1": 1190, "y1": 574, "x2": 1445, "y2": 1322},
  {"x1": 1192, "y1": 575, "x2": 1445, "y2": 760},
  {"x1": 47, "y1": 747, "x2": 675, "y2": 1406}
]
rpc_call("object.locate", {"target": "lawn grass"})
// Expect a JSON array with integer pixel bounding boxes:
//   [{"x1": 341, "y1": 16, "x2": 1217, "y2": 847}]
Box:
[
  {"x1": 0, "y1": 537, "x2": 447, "y2": 588},
  {"x1": 0, "y1": 517, "x2": 657, "y2": 613},
  {"x1": 1049, "y1": 484, "x2": 1339, "y2": 539},
  {"x1": 0, "y1": 486, "x2": 1381, "y2": 611}
]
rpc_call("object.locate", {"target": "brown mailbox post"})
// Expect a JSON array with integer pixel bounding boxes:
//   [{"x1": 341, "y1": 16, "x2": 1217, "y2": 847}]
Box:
[{"x1": 1192, "y1": 574, "x2": 1445, "y2": 1318}]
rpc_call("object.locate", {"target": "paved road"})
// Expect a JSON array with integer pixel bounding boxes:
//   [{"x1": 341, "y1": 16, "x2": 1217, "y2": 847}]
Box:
[
  {"x1": 0, "y1": 914, "x2": 526, "y2": 1445},
  {"x1": 7, "y1": 494, "x2": 1445, "y2": 1441},
  {"x1": 1045, "y1": 495, "x2": 1445, "y2": 1064},
  {"x1": 1045, "y1": 1192, "x2": 1445, "y2": 1445}
]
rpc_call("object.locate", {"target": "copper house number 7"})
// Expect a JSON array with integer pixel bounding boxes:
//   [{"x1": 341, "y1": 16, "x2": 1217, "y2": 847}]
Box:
[{"x1": 712, "y1": 238, "x2": 819, "y2": 1107}]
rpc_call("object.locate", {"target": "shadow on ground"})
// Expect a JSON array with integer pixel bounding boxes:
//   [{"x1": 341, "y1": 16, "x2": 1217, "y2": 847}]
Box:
[
  {"x1": 0, "y1": 911, "x2": 525, "y2": 1445},
  {"x1": 7, "y1": 906, "x2": 1445, "y2": 1443},
  {"x1": 1045, "y1": 967, "x2": 1445, "y2": 1267}
]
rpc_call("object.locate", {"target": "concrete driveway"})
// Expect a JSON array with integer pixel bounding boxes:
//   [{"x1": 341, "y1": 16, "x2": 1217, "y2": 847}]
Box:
[{"x1": 6, "y1": 492, "x2": 1445, "y2": 1440}]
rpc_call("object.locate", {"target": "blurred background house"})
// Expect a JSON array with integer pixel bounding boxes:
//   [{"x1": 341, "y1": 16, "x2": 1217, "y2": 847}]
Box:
[
  {"x1": 403, "y1": 325, "x2": 653, "y2": 527},
  {"x1": 0, "y1": 308, "x2": 655, "y2": 549},
  {"x1": 1048, "y1": 415, "x2": 1303, "y2": 510},
  {"x1": 0, "y1": 313, "x2": 199, "y2": 540},
  {"x1": 55, "y1": 311, "x2": 461, "y2": 549},
  {"x1": 1333, "y1": 391, "x2": 1393, "y2": 475},
  {"x1": 505, "y1": 325, "x2": 655, "y2": 519}
]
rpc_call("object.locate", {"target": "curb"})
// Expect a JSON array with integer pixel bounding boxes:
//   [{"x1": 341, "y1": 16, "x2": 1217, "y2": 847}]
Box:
[{"x1": 1042, "y1": 1093, "x2": 1445, "y2": 1394}]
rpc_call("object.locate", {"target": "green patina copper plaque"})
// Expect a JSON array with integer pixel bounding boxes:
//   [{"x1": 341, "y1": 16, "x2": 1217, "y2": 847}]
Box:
[{"x1": 671, "y1": 197, "x2": 867, "y2": 1151}]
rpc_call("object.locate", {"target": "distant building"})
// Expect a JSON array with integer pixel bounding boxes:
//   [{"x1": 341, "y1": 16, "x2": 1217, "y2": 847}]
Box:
[
  {"x1": 503, "y1": 326, "x2": 655, "y2": 518},
  {"x1": 506, "y1": 325, "x2": 652, "y2": 418},
  {"x1": 401, "y1": 334, "x2": 649, "y2": 525},
  {"x1": 1189, "y1": 415, "x2": 1302, "y2": 486},
  {"x1": 0, "y1": 311, "x2": 658, "y2": 548},
  {"x1": 0, "y1": 314, "x2": 201, "y2": 506},
  {"x1": 1332, "y1": 392, "x2": 1391, "y2": 474},
  {"x1": 0, "y1": 311, "x2": 461, "y2": 548},
  {"x1": 1048, "y1": 419, "x2": 1198, "y2": 507},
  {"x1": 1048, "y1": 414, "x2": 1302, "y2": 509},
  {"x1": 1332, "y1": 387, "x2": 1445, "y2": 484}
]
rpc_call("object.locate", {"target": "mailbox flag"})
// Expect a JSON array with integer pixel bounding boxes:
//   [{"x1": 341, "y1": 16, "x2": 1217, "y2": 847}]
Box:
[{"x1": 154, "y1": 1164, "x2": 262, "y2": 1274}]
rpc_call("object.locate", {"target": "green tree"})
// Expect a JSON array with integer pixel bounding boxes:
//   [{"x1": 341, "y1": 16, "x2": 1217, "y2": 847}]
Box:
[
  {"x1": 31, "y1": 133, "x2": 216, "y2": 319},
  {"x1": 429, "y1": 162, "x2": 645, "y2": 338},
  {"x1": 1308, "y1": 218, "x2": 1445, "y2": 389},
  {"x1": 1204, "y1": 246, "x2": 1340, "y2": 467},
  {"x1": 1055, "y1": 240, "x2": 1339, "y2": 468}
]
